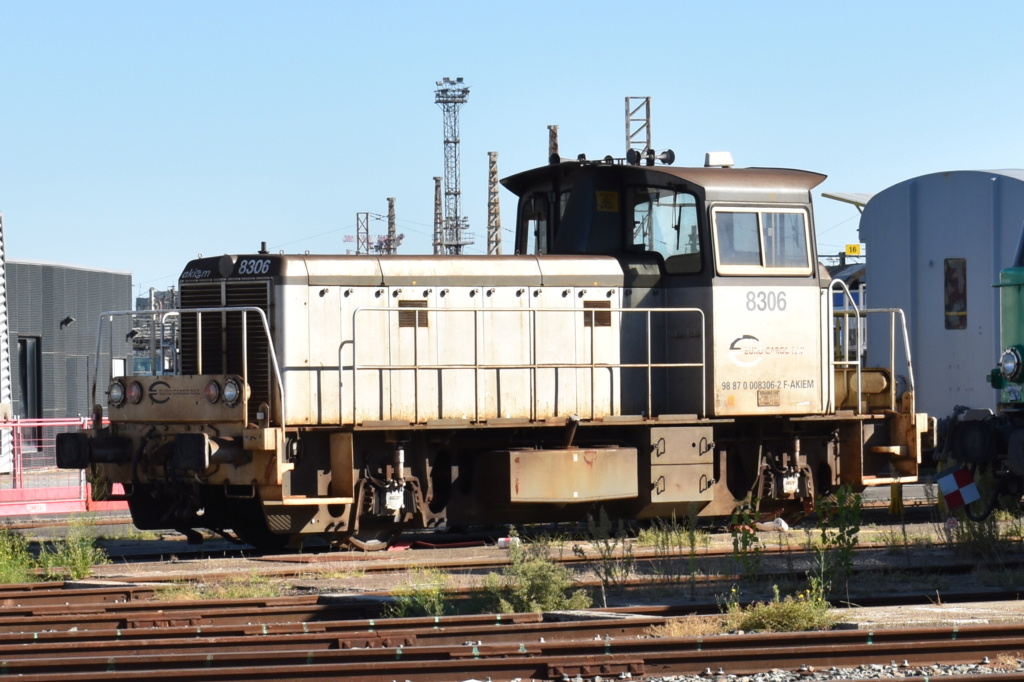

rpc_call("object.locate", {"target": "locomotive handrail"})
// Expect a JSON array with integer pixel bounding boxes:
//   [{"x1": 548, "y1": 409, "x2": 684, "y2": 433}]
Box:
[
  {"x1": 827, "y1": 280, "x2": 917, "y2": 416},
  {"x1": 855, "y1": 306, "x2": 916, "y2": 416},
  {"x1": 345, "y1": 305, "x2": 706, "y2": 424},
  {"x1": 828, "y1": 279, "x2": 863, "y2": 414},
  {"x1": 91, "y1": 307, "x2": 287, "y2": 427}
]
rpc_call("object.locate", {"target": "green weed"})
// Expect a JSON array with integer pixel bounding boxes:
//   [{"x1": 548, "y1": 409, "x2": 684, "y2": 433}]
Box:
[
  {"x1": 385, "y1": 567, "x2": 451, "y2": 618},
  {"x1": 725, "y1": 583, "x2": 838, "y2": 633},
  {"x1": 0, "y1": 527, "x2": 36, "y2": 583},
  {"x1": 38, "y1": 516, "x2": 109, "y2": 580},
  {"x1": 729, "y1": 502, "x2": 761, "y2": 580},
  {"x1": 573, "y1": 508, "x2": 635, "y2": 607},
  {"x1": 482, "y1": 531, "x2": 591, "y2": 613},
  {"x1": 814, "y1": 484, "x2": 861, "y2": 595},
  {"x1": 642, "y1": 506, "x2": 708, "y2": 598}
]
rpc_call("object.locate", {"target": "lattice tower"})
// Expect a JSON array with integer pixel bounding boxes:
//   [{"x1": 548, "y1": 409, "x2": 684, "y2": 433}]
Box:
[
  {"x1": 432, "y1": 176, "x2": 443, "y2": 254},
  {"x1": 487, "y1": 152, "x2": 501, "y2": 255},
  {"x1": 626, "y1": 96, "x2": 652, "y2": 157},
  {"x1": 435, "y1": 77, "x2": 473, "y2": 254},
  {"x1": 355, "y1": 212, "x2": 370, "y2": 255}
]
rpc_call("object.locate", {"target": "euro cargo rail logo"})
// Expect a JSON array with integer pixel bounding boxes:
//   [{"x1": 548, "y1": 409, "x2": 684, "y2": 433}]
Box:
[
  {"x1": 729, "y1": 335, "x2": 806, "y2": 367},
  {"x1": 146, "y1": 381, "x2": 202, "y2": 404},
  {"x1": 729, "y1": 335, "x2": 762, "y2": 367}
]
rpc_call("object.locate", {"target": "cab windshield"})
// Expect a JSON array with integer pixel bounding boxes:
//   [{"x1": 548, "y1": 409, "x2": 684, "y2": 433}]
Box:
[{"x1": 630, "y1": 187, "x2": 701, "y2": 273}]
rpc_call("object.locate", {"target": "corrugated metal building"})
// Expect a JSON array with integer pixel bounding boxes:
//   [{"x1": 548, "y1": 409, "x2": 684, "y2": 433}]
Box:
[
  {"x1": 7, "y1": 261, "x2": 132, "y2": 421},
  {"x1": 858, "y1": 170, "x2": 1024, "y2": 419}
]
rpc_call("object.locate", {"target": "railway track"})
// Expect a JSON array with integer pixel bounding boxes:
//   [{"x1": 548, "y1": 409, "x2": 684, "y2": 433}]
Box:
[
  {"x1": 0, "y1": 585, "x2": 1020, "y2": 681},
  {"x1": 89, "y1": 534, "x2": 1024, "y2": 611}
]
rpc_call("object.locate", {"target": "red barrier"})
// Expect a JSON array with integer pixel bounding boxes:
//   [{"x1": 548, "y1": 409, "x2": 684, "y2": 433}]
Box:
[{"x1": 0, "y1": 418, "x2": 128, "y2": 516}]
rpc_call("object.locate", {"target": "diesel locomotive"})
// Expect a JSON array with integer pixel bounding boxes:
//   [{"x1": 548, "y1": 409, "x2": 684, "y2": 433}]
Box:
[{"x1": 57, "y1": 150, "x2": 931, "y2": 549}]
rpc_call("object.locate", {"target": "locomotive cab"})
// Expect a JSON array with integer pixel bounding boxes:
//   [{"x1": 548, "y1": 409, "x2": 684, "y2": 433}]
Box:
[{"x1": 505, "y1": 154, "x2": 831, "y2": 419}]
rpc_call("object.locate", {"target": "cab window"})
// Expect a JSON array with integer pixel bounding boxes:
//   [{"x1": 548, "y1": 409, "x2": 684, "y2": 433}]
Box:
[
  {"x1": 516, "y1": 193, "x2": 549, "y2": 255},
  {"x1": 630, "y1": 187, "x2": 701, "y2": 273},
  {"x1": 712, "y1": 207, "x2": 811, "y2": 275}
]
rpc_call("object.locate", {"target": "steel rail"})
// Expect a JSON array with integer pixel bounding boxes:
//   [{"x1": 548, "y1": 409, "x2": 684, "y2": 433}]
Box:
[
  {"x1": 0, "y1": 588, "x2": 1021, "y2": 682},
  {"x1": 0, "y1": 584, "x2": 155, "y2": 607},
  {"x1": 3, "y1": 623, "x2": 1024, "y2": 681},
  {"x1": 0, "y1": 615, "x2": 665, "y2": 660},
  {"x1": 0, "y1": 610, "x2": 547, "y2": 647}
]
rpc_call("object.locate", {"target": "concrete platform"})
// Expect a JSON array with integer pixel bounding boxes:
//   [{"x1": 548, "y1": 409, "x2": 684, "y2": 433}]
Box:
[{"x1": 840, "y1": 600, "x2": 1024, "y2": 629}]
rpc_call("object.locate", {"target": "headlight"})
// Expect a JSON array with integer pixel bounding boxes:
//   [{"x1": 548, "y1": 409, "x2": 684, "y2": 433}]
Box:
[
  {"x1": 1001, "y1": 347, "x2": 1023, "y2": 382},
  {"x1": 204, "y1": 380, "x2": 221, "y2": 404},
  {"x1": 127, "y1": 381, "x2": 143, "y2": 404},
  {"x1": 109, "y1": 380, "x2": 126, "y2": 407},
  {"x1": 222, "y1": 378, "x2": 242, "y2": 406}
]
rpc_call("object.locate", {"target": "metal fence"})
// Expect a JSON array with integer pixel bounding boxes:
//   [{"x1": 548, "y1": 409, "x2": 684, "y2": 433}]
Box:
[{"x1": 0, "y1": 418, "x2": 127, "y2": 516}]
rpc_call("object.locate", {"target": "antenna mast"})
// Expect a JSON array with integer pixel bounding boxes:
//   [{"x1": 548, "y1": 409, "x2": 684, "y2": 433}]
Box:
[
  {"x1": 355, "y1": 212, "x2": 370, "y2": 255},
  {"x1": 626, "y1": 96, "x2": 652, "y2": 157}
]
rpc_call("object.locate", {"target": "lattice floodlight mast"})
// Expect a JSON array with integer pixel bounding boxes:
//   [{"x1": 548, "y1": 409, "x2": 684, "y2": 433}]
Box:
[
  {"x1": 626, "y1": 96, "x2": 652, "y2": 157},
  {"x1": 432, "y1": 176, "x2": 443, "y2": 254},
  {"x1": 435, "y1": 77, "x2": 473, "y2": 255},
  {"x1": 487, "y1": 151, "x2": 501, "y2": 255}
]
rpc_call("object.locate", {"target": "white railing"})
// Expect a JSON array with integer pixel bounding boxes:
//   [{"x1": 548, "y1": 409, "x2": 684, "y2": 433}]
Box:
[
  {"x1": 344, "y1": 306, "x2": 707, "y2": 424},
  {"x1": 829, "y1": 279, "x2": 916, "y2": 415},
  {"x1": 93, "y1": 308, "x2": 287, "y2": 426}
]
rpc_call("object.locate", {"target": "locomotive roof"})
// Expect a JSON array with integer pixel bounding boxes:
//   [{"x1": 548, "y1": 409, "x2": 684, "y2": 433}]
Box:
[
  {"x1": 501, "y1": 161, "x2": 827, "y2": 201},
  {"x1": 179, "y1": 252, "x2": 626, "y2": 287}
]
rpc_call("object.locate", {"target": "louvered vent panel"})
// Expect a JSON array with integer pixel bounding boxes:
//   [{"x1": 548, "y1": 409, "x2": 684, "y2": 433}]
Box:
[
  {"x1": 179, "y1": 282, "x2": 225, "y2": 375},
  {"x1": 397, "y1": 300, "x2": 428, "y2": 328},
  {"x1": 583, "y1": 300, "x2": 612, "y2": 327},
  {"x1": 179, "y1": 279, "x2": 272, "y2": 424},
  {"x1": 225, "y1": 281, "x2": 272, "y2": 423}
]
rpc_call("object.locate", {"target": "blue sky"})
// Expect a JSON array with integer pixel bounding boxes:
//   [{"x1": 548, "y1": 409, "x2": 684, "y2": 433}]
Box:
[{"x1": 2, "y1": 1, "x2": 1023, "y2": 293}]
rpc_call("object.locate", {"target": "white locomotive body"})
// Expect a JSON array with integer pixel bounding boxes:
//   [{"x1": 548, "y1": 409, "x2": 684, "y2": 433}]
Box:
[{"x1": 58, "y1": 154, "x2": 930, "y2": 549}]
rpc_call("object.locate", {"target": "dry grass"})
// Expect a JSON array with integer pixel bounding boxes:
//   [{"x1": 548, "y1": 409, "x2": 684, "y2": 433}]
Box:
[
  {"x1": 155, "y1": 571, "x2": 284, "y2": 600},
  {"x1": 646, "y1": 615, "x2": 726, "y2": 638},
  {"x1": 992, "y1": 652, "x2": 1024, "y2": 671}
]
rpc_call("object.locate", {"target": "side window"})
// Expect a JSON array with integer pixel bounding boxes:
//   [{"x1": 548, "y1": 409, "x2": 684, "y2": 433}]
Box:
[
  {"x1": 944, "y1": 257, "x2": 967, "y2": 330},
  {"x1": 713, "y1": 208, "x2": 812, "y2": 275},
  {"x1": 762, "y1": 212, "x2": 809, "y2": 268},
  {"x1": 516, "y1": 193, "x2": 549, "y2": 255},
  {"x1": 717, "y1": 211, "x2": 760, "y2": 266},
  {"x1": 630, "y1": 187, "x2": 702, "y2": 273}
]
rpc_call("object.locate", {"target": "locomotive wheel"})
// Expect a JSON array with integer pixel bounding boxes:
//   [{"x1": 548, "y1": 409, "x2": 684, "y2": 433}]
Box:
[
  {"x1": 233, "y1": 519, "x2": 289, "y2": 552},
  {"x1": 345, "y1": 521, "x2": 402, "y2": 551},
  {"x1": 230, "y1": 502, "x2": 290, "y2": 552}
]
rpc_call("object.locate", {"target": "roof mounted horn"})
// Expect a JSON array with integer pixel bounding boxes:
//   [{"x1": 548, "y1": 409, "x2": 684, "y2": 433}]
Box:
[{"x1": 626, "y1": 148, "x2": 676, "y2": 166}]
